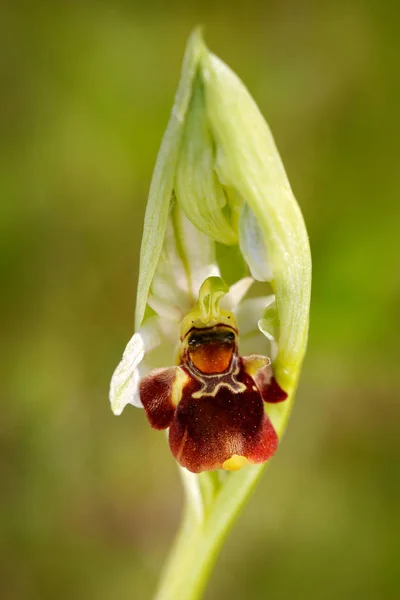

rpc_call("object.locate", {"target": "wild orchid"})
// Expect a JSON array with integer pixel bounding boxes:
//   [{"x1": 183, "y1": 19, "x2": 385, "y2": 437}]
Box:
[{"x1": 110, "y1": 29, "x2": 311, "y2": 600}]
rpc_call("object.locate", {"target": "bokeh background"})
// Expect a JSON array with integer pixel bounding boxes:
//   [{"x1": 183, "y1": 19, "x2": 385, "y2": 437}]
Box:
[{"x1": 2, "y1": 1, "x2": 399, "y2": 599}]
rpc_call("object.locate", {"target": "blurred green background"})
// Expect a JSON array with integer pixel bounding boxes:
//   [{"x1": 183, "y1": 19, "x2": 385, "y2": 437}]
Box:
[{"x1": 1, "y1": 1, "x2": 399, "y2": 599}]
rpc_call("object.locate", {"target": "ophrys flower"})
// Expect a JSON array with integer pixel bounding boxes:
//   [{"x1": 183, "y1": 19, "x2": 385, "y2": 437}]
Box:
[{"x1": 109, "y1": 28, "x2": 311, "y2": 600}]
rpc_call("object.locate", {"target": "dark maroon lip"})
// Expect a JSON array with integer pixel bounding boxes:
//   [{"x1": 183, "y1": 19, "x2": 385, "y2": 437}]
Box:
[
  {"x1": 182, "y1": 323, "x2": 238, "y2": 341},
  {"x1": 139, "y1": 352, "x2": 287, "y2": 473}
]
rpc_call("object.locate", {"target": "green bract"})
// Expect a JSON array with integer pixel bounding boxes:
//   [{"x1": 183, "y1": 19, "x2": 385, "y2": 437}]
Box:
[{"x1": 110, "y1": 28, "x2": 311, "y2": 600}]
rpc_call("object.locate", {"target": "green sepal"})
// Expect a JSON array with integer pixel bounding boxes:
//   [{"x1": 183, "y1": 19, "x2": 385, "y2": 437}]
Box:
[
  {"x1": 201, "y1": 49, "x2": 312, "y2": 402},
  {"x1": 175, "y1": 78, "x2": 238, "y2": 245},
  {"x1": 135, "y1": 29, "x2": 204, "y2": 330}
]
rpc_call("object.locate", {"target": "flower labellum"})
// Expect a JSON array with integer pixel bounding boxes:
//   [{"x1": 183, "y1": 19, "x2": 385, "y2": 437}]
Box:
[
  {"x1": 139, "y1": 277, "x2": 287, "y2": 473},
  {"x1": 110, "y1": 30, "x2": 311, "y2": 478}
]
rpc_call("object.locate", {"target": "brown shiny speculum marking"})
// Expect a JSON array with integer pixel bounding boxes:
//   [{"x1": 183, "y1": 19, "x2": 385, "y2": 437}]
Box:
[{"x1": 139, "y1": 313, "x2": 288, "y2": 473}]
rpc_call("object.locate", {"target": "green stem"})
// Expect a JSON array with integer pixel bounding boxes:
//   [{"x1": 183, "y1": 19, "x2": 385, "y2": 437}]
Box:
[
  {"x1": 153, "y1": 464, "x2": 266, "y2": 600},
  {"x1": 154, "y1": 369, "x2": 301, "y2": 600}
]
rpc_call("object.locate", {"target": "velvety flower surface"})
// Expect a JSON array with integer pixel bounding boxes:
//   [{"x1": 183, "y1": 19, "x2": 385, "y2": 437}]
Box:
[{"x1": 137, "y1": 278, "x2": 287, "y2": 473}]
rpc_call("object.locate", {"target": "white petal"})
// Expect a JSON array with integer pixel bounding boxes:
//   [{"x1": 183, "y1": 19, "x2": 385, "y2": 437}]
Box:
[
  {"x1": 236, "y1": 295, "x2": 277, "y2": 358},
  {"x1": 150, "y1": 206, "x2": 220, "y2": 315},
  {"x1": 258, "y1": 318, "x2": 278, "y2": 361},
  {"x1": 238, "y1": 330, "x2": 268, "y2": 358},
  {"x1": 139, "y1": 313, "x2": 180, "y2": 371},
  {"x1": 150, "y1": 213, "x2": 190, "y2": 308},
  {"x1": 147, "y1": 295, "x2": 184, "y2": 321},
  {"x1": 109, "y1": 333, "x2": 145, "y2": 415},
  {"x1": 239, "y1": 202, "x2": 273, "y2": 282},
  {"x1": 221, "y1": 276, "x2": 254, "y2": 312},
  {"x1": 235, "y1": 295, "x2": 275, "y2": 336}
]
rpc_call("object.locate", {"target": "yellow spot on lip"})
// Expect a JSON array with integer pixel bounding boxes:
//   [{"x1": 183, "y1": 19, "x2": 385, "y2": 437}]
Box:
[
  {"x1": 171, "y1": 368, "x2": 190, "y2": 407},
  {"x1": 222, "y1": 455, "x2": 249, "y2": 471}
]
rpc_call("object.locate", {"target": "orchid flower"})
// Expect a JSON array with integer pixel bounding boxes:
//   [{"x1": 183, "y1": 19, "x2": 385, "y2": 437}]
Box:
[{"x1": 109, "y1": 29, "x2": 311, "y2": 600}]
